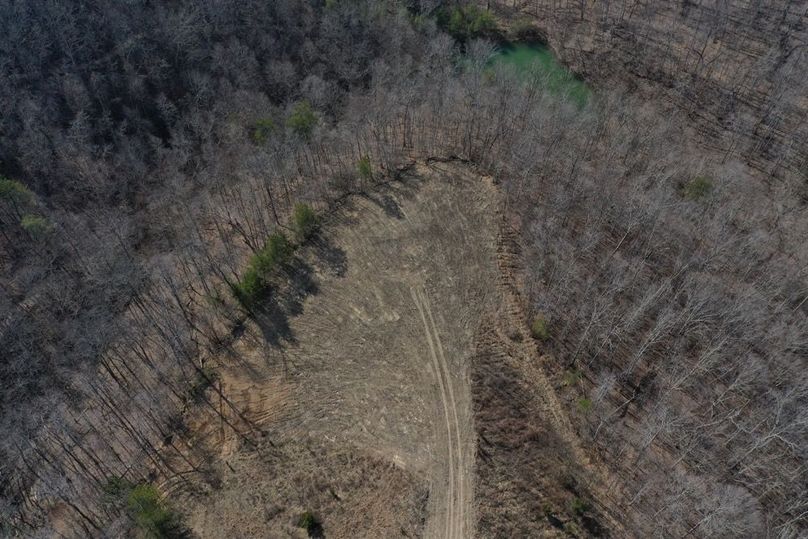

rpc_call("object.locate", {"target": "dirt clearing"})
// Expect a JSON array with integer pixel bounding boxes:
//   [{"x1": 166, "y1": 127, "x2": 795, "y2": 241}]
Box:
[
  {"x1": 172, "y1": 160, "x2": 623, "y2": 537},
  {"x1": 175, "y1": 161, "x2": 500, "y2": 537}
]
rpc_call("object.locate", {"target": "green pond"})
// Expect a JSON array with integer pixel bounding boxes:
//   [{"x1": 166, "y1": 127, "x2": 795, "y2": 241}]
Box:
[{"x1": 489, "y1": 43, "x2": 590, "y2": 106}]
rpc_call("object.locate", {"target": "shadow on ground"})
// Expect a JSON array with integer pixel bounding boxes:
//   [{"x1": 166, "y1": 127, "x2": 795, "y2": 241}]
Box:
[
  {"x1": 364, "y1": 192, "x2": 404, "y2": 220},
  {"x1": 253, "y1": 233, "x2": 347, "y2": 349}
]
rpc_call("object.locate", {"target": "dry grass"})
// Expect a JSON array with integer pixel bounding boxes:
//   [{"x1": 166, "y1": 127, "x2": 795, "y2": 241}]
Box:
[
  {"x1": 169, "y1": 162, "x2": 502, "y2": 537},
  {"x1": 179, "y1": 437, "x2": 426, "y2": 538},
  {"x1": 160, "y1": 161, "x2": 621, "y2": 538}
]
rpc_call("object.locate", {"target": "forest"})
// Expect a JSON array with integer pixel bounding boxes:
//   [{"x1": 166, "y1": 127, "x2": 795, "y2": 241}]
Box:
[{"x1": 1, "y1": 0, "x2": 807, "y2": 537}]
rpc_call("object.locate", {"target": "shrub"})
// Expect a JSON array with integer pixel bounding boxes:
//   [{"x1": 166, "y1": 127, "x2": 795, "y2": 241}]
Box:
[
  {"x1": 577, "y1": 398, "x2": 593, "y2": 413},
  {"x1": 0, "y1": 176, "x2": 33, "y2": 206},
  {"x1": 232, "y1": 232, "x2": 293, "y2": 309},
  {"x1": 682, "y1": 175, "x2": 713, "y2": 200},
  {"x1": 437, "y1": 5, "x2": 497, "y2": 42},
  {"x1": 103, "y1": 479, "x2": 181, "y2": 538},
  {"x1": 231, "y1": 267, "x2": 264, "y2": 308},
  {"x1": 251, "y1": 117, "x2": 275, "y2": 144},
  {"x1": 292, "y1": 203, "x2": 319, "y2": 241},
  {"x1": 357, "y1": 155, "x2": 372, "y2": 181},
  {"x1": 127, "y1": 483, "x2": 179, "y2": 537},
  {"x1": 563, "y1": 368, "x2": 583, "y2": 386},
  {"x1": 297, "y1": 511, "x2": 322, "y2": 537},
  {"x1": 570, "y1": 496, "x2": 590, "y2": 516},
  {"x1": 20, "y1": 214, "x2": 51, "y2": 238},
  {"x1": 530, "y1": 315, "x2": 550, "y2": 341},
  {"x1": 260, "y1": 233, "x2": 293, "y2": 268},
  {"x1": 286, "y1": 101, "x2": 318, "y2": 139}
]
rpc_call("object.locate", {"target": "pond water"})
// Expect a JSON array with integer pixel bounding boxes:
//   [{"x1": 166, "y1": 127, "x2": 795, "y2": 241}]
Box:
[{"x1": 489, "y1": 43, "x2": 590, "y2": 106}]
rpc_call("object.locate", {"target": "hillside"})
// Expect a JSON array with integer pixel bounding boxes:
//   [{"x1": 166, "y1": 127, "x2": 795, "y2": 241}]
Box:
[{"x1": 2, "y1": 1, "x2": 807, "y2": 538}]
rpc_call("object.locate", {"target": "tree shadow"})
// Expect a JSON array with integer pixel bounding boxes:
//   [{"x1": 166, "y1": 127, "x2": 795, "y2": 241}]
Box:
[
  {"x1": 364, "y1": 192, "x2": 404, "y2": 219},
  {"x1": 162, "y1": 518, "x2": 198, "y2": 539},
  {"x1": 309, "y1": 234, "x2": 348, "y2": 277},
  {"x1": 249, "y1": 174, "x2": 432, "y2": 352},
  {"x1": 361, "y1": 171, "x2": 428, "y2": 220},
  {"x1": 253, "y1": 257, "x2": 319, "y2": 348},
  {"x1": 308, "y1": 522, "x2": 325, "y2": 538}
]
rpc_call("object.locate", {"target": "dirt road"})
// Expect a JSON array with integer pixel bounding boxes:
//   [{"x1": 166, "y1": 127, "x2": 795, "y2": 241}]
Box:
[{"x1": 412, "y1": 285, "x2": 472, "y2": 539}]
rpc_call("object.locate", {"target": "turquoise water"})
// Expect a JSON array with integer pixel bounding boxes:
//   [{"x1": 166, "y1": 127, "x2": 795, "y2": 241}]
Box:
[{"x1": 490, "y1": 43, "x2": 590, "y2": 106}]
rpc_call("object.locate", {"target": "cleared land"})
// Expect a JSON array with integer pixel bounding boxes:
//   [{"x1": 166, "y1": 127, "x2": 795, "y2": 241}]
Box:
[
  {"x1": 166, "y1": 160, "x2": 621, "y2": 537},
  {"x1": 171, "y1": 162, "x2": 499, "y2": 537}
]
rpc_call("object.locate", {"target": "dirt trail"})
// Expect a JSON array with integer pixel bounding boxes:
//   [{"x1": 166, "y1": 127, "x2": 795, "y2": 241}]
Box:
[{"x1": 412, "y1": 285, "x2": 471, "y2": 539}]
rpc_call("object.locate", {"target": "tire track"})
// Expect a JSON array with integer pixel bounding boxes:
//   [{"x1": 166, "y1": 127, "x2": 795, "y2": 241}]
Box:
[
  {"x1": 412, "y1": 286, "x2": 468, "y2": 539},
  {"x1": 420, "y1": 288, "x2": 467, "y2": 539}
]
